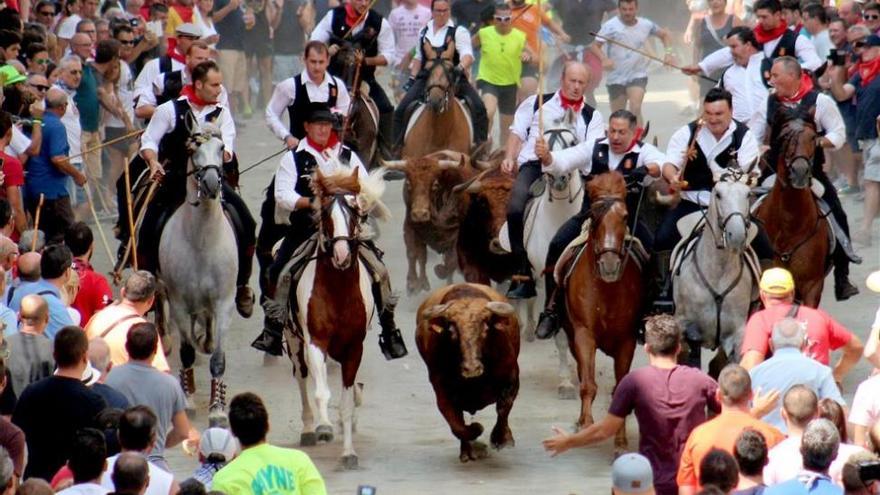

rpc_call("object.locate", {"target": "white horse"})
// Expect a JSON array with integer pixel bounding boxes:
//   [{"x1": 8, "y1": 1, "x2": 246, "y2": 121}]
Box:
[
  {"x1": 285, "y1": 166, "x2": 390, "y2": 470},
  {"x1": 158, "y1": 125, "x2": 237, "y2": 420},
  {"x1": 672, "y1": 171, "x2": 760, "y2": 376}
]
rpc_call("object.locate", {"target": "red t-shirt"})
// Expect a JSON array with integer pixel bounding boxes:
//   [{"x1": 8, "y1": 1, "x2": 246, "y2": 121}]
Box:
[
  {"x1": 72, "y1": 259, "x2": 113, "y2": 325},
  {"x1": 741, "y1": 303, "x2": 852, "y2": 365},
  {"x1": 0, "y1": 151, "x2": 24, "y2": 196}
]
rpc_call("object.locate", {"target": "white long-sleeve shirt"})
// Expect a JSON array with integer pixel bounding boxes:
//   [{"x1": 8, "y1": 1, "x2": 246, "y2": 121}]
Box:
[
  {"x1": 140, "y1": 96, "x2": 236, "y2": 155},
  {"x1": 510, "y1": 93, "x2": 606, "y2": 166},
  {"x1": 699, "y1": 32, "x2": 823, "y2": 75},
  {"x1": 545, "y1": 138, "x2": 665, "y2": 177},
  {"x1": 264, "y1": 71, "x2": 351, "y2": 141},
  {"x1": 750, "y1": 91, "x2": 845, "y2": 147},
  {"x1": 721, "y1": 52, "x2": 769, "y2": 129},
  {"x1": 665, "y1": 121, "x2": 760, "y2": 206},
  {"x1": 310, "y1": 9, "x2": 396, "y2": 65},
  {"x1": 133, "y1": 55, "x2": 185, "y2": 108},
  {"x1": 413, "y1": 20, "x2": 473, "y2": 62},
  {"x1": 274, "y1": 140, "x2": 368, "y2": 212}
]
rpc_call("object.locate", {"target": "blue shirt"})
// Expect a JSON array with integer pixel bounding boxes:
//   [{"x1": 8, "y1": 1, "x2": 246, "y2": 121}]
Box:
[
  {"x1": 749, "y1": 348, "x2": 844, "y2": 433},
  {"x1": 24, "y1": 112, "x2": 70, "y2": 200},
  {"x1": 7, "y1": 279, "x2": 73, "y2": 340},
  {"x1": 213, "y1": 0, "x2": 245, "y2": 50},
  {"x1": 0, "y1": 305, "x2": 18, "y2": 336},
  {"x1": 763, "y1": 472, "x2": 842, "y2": 495}
]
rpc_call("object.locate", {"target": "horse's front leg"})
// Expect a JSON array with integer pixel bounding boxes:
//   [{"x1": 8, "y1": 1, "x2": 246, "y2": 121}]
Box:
[
  {"x1": 404, "y1": 221, "x2": 428, "y2": 294},
  {"x1": 569, "y1": 324, "x2": 598, "y2": 430},
  {"x1": 305, "y1": 341, "x2": 334, "y2": 443},
  {"x1": 209, "y1": 307, "x2": 232, "y2": 426},
  {"x1": 555, "y1": 330, "x2": 577, "y2": 400}
]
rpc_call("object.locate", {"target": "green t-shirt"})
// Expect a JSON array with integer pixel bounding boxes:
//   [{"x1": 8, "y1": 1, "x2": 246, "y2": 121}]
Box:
[
  {"x1": 477, "y1": 26, "x2": 527, "y2": 87},
  {"x1": 211, "y1": 443, "x2": 327, "y2": 495}
]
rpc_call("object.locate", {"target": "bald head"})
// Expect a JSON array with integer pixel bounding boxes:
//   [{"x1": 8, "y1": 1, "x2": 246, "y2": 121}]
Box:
[
  {"x1": 71, "y1": 32, "x2": 91, "y2": 47},
  {"x1": 559, "y1": 62, "x2": 590, "y2": 103},
  {"x1": 17, "y1": 251, "x2": 40, "y2": 281},
  {"x1": 783, "y1": 384, "x2": 819, "y2": 430},
  {"x1": 88, "y1": 338, "x2": 111, "y2": 374},
  {"x1": 46, "y1": 87, "x2": 68, "y2": 113},
  {"x1": 20, "y1": 294, "x2": 48, "y2": 332},
  {"x1": 0, "y1": 235, "x2": 17, "y2": 271}
]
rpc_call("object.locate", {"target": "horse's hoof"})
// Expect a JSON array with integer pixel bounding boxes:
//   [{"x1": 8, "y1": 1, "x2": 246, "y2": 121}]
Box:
[
  {"x1": 208, "y1": 408, "x2": 229, "y2": 429},
  {"x1": 300, "y1": 432, "x2": 317, "y2": 447},
  {"x1": 419, "y1": 279, "x2": 431, "y2": 292},
  {"x1": 434, "y1": 264, "x2": 449, "y2": 279},
  {"x1": 316, "y1": 425, "x2": 334, "y2": 443},
  {"x1": 341, "y1": 455, "x2": 359, "y2": 470},
  {"x1": 558, "y1": 385, "x2": 577, "y2": 400}
]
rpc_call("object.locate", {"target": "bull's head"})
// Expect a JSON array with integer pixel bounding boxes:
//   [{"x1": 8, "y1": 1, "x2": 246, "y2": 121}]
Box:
[
  {"x1": 422, "y1": 298, "x2": 516, "y2": 379},
  {"x1": 382, "y1": 152, "x2": 469, "y2": 224},
  {"x1": 453, "y1": 168, "x2": 512, "y2": 254}
]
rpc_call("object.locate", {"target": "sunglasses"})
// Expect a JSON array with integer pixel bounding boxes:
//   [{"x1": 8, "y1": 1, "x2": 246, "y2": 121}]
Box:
[
  {"x1": 854, "y1": 40, "x2": 868, "y2": 48},
  {"x1": 29, "y1": 84, "x2": 49, "y2": 91},
  {"x1": 864, "y1": 13, "x2": 880, "y2": 20},
  {"x1": 38, "y1": 10, "x2": 54, "y2": 16},
  {"x1": 119, "y1": 39, "x2": 135, "y2": 45},
  {"x1": 33, "y1": 58, "x2": 50, "y2": 64},
  {"x1": 68, "y1": 69, "x2": 82, "y2": 74},
  {"x1": 495, "y1": 15, "x2": 512, "y2": 22}
]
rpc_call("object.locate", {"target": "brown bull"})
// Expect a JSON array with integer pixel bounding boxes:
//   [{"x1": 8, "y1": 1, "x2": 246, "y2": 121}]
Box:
[
  {"x1": 383, "y1": 151, "x2": 477, "y2": 294},
  {"x1": 416, "y1": 283, "x2": 520, "y2": 463}
]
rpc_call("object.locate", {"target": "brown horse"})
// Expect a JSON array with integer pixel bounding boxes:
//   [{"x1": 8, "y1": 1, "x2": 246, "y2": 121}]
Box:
[
  {"x1": 331, "y1": 42, "x2": 380, "y2": 169},
  {"x1": 401, "y1": 41, "x2": 472, "y2": 158},
  {"x1": 560, "y1": 172, "x2": 643, "y2": 453},
  {"x1": 286, "y1": 167, "x2": 388, "y2": 470},
  {"x1": 754, "y1": 110, "x2": 830, "y2": 307}
]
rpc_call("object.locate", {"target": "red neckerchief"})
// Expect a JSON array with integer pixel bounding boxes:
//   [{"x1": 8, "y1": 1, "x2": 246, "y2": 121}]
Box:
[
  {"x1": 792, "y1": 22, "x2": 803, "y2": 34},
  {"x1": 72, "y1": 258, "x2": 93, "y2": 274},
  {"x1": 345, "y1": 3, "x2": 360, "y2": 27},
  {"x1": 625, "y1": 128, "x2": 644, "y2": 153},
  {"x1": 858, "y1": 56, "x2": 880, "y2": 86},
  {"x1": 307, "y1": 132, "x2": 340, "y2": 153},
  {"x1": 753, "y1": 23, "x2": 788, "y2": 44},
  {"x1": 181, "y1": 84, "x2": 217, "y2": 106},
  {"x1": 558, "y1": 92, "x2": 583, "y2": 112},
  {"x1": 167, "y1": 46, "x2": 186, "y2": 65},
  {"x1": 173, "y1": 3, "x2": 193, "y2": 22},
  {"x1": 778, "y1": 73, "x2": 814, "y2": 103}
]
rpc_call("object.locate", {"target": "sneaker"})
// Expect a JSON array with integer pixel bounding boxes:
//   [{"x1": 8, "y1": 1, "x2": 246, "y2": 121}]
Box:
[{"x1": 838, "y1": 185, "x2": 861, "y2": 195}]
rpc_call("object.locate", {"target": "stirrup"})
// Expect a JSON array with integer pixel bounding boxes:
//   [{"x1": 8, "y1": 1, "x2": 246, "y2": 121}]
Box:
[{"x1": 379, "y1": 328, "x2": 408, "y2": 360}]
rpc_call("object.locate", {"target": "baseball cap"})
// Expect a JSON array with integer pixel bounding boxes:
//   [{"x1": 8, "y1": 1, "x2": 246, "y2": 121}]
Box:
[
  {"x1": 760, "y1": 267, "x2": 795, "y2": 296},
  {"x1": 175, "y1": 23, "x2": 202, "y2": 38},
  {"x1": 866, "y1": 34, "x2": 880, "y2": 48},
  {"x1": 612, "y1": 453, "x2": 654, "y2": 494},
  {"x1": 867, "y1": 270, "x2": 880, "y2": 293},
  {"x1": 199, "y1": 427, "x2": 238, "y2": 462},
  {"x1": 0, "y1": 65, "x2": 26, "y2": 86}
]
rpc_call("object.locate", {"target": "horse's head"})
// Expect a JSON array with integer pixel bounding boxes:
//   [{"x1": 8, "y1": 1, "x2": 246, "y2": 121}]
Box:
[
  {"x1": 186, "y1": 124, "x2": 225, "y2": 201},
  {"x1": 771, "y1": 107, "x2": 817, "y2": 190},
  {"x1": 709, "y1": 170, "x2": 754, "y2": 250},
  {"x1": 423, "y1": 40, "x2": 456, "y2": 112},
  {"x1": 331, "y1": 40, "x2": 361, "y2": 88},
  {"x1": 313, "y1": 167, "x2": 363, "y2": 270},
  {"x1": 587, "y1": 172, "x2": 629, "y2": 283},
  {"x1": 541, "y1": 109, "x2": 581, "y2": 199}
]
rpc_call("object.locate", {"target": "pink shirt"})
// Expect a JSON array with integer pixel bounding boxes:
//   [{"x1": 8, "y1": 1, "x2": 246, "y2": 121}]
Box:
[
  {"x1": 741, "y1": 303, "x2": 852, "y2": 365},
  {"x1": 764, "y1": 435, "x2": 867, "y2": 486},
  {"x1": 388, "y1": 4, "x2": 432, "y2": 66},
  {"x1": 849, "y1": 373, "x2": 880, "y2": 429}
]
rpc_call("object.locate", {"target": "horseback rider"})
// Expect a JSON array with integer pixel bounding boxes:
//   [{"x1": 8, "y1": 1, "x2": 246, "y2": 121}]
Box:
[
  {"x1": 130, "y1": 60, "x2": 257, "y2": 318},
  {"x1": 501, "y1": 61, "x2": 605, "y2": 300},
  {"x1": 311, "y1": 0, "x2": 395, "y2": 158},
  {"x1": 254, "y1": 40, "x2": 350, "y2": 355},
  {"x1": 654, "y1": 87, "x2": 761, "y2": 310},
  {"x1": 391, "y1": 0, "x2": 488, "y2": 151},
  {"x1": 262, "y1": 102, "x2": 408, "y2": 360},
  {"x1": 133, "y1": 23, "x2": 203, "y2": 119},
  {"x1": 532, "y1": 109, "x2": 664, "y2": 339},
  {"x1": 751, "y1": 56, "x2": 861, "y2": 301}
]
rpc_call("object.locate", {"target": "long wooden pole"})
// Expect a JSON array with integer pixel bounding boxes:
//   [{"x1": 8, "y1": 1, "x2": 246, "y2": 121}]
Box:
[
  {"x1": 122, "y1": 162, "x2": 138, "y2": 271},
  {"x1": 30, "y1": 193, "x2": 44, "y2": 252},
  {"x1": 536, "y1": 0, "x2": 544, "y2": 137},
  {"x1": 590, "y1": 32, "x2": 719, "y2": 84},
  {"x1": 83, "y1": 183, "x2": 115, "y2": 266},
  {"x1": 67, "y1": 129, "x2": 144, "y2": 162}
]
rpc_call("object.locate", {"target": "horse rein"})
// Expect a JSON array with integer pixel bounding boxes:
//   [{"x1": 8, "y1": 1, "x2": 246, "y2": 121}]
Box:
[
  {"x1": 316, "y1": 193, "x2": 364, "y2": 252},
  {"x1": 590, "y1": 195, "x2": 631, "y2": 266}
]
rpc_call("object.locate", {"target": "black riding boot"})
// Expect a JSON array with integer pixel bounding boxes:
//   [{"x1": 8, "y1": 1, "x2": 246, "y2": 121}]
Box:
[
  {"x1": 507, "y1": 259, "x2": 537, "y2": 300},
  {"x1": 535, "y1": 268, "x2": 560, "y2": 339},
  {"x1": 652, "y1": 250, "x2": 675, "y2": 314},
  {"x1": 833, "y1": 249, "x2": 859, "y2": 301},
  {"x1": 251, "y1": 294, "x2": 285, "y2": 356},
  {"x1": 374, "y1": 283, "x2": 407, "y2": 360}
]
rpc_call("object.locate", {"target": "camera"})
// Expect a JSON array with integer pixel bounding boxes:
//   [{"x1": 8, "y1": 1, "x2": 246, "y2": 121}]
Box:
[
  {"x1": 860, "y1": 461, "x2": 880, "y2": 484},
  {"x1": 828, "y1": 49, "x2": 847, "y2": 67},
  {"x1": 357, "y1": 486, "x2": 376, "y2": 495}
]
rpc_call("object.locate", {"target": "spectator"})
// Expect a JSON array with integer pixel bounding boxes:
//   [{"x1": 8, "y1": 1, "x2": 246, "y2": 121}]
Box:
[
  {"x1": 839, "y1": 1, "x2": 862, "y2": 28},
  {"x1": 243, "y1": 0, "x2": 272, "y2": 110},
  {"x1": 85, "y1": 270, "x2": 170, "y2": 372},
  {"x1": 864, "y1": 270, "x2": 880, "y2": 369},
  {"x1": 840, "y1": 451, "x2": 880, "y2": 495},
  {"x1": 0, "y1": 235, "x2": 15, "y2": 299},
  {"x1": 57, "y1": 0, "x2": 84, "y2": 55},
  {"x1": 192, "y1": 0, "x2": 219, "y2": 49},
  {"x1": 0, "y1": 209, "x2": 10, "y2": 246},
  {"x1": 9, "y1": 244, "x2": 75, "y2": 338},
  {"x1": 865, "y1": 3, "x2": 880, "y2": 36},
  {"x1": 0, "y1": 267, "x2": 16, "y2": 333},
  {"x1": 76, "y1": 20, "x2": 98, "y2": 45},
  {"x1": 700, "y1": 449, "x2": 740, "y2": 494},
  {"x1": 177, "y1": 479, "x2": 205, "y2": 495},
  {"x1": 764, "y1": 419, "x2": 842, "y2": 495},
  {"x1": 33, "y1": 0, "x2": 59, "y2": 58},
  {"x1": 70, "y1": 33, "x2": 102, "y2": 220},
  {"x1": 110, "y1": 453, "x2": 148, "y2": 495},
  {"x1": 65, "y1": 222, "x2": 112, "y2": 325},
  {"x1": 0, "y1": 113, "x2": 27, "y2": 237},
  {"x1": 95, "y1": 19, "x2": 111, "y2": 42},
  {"x1": 0, "y1": 30, "x2": 19, "y2": 65},
  {"x1": 165, "y1": 0, "x2": 196, "y2": 40},
  {"x1": 6, "y1": 294, "x2": 54, "y2": 394},
  {"x1": 105, "y1": 322, "x2": 198, "y2": 471},
  {"x1": 748, "y1": 317, "x2": 846, "y2": 432},
  {"x1": 543, "y1": 315, "x2": 722, "y2": 495},
  {"x1": 508, "y1": 0, "x2": 569, "y2": 102},
  {"x1": 99, "y1": 406, "x2": 178, "y2": 495},
  {"x1": 56, "y1": 428, "x2": 108, "y2": 495},
  {"x1": 90, "y1": 39, "x2": 127, "y2": 213},
  {"x1": 24, "y1": 86, "x2": 84, "y2": 244},
  {"x1": 0, "y1": 359, "x2": 23, "y2": 480},
  {"x1": 87, "y1": 338, "x2": 130, "y2": 410},
  {"x1": 819, "y1": 399, "x2": 850, "y2": 445},
  {"x1": 740, "y1": 268, "x2": 863, "y2": 379},
  {"x1": 847, "y1": 356, "x2": 880, "y2": 448},
  {"x1": 387, "y1": 0, "x2": 431, "y2": 100},
  {"x1": 212, "y1": 0, "x2": 248, "y2": 119},
  {"x1": 802, "y1": 3, "x2": 832, "y2": 59},
  {"x1": 612, "y1": 453, "x2": 655, "y2": 495},
  {"x1": 17, "y1": 479, "x2": 55, "y2": 495},
  {"x1": 0, "y1": 447, "x2": 12, "y2": 495},
  {"x1": 191, "y1": 427, "x2": 237, "y2": 489},
  {"x1": 106, "y1": 25, "x2": 137, "y2": 196},
  {"x1": 81, "y1": 0, "x2": 100, "y2": 21},
  {"x1": 451, "y1": 0, "x2": 494, "y2": 35},
  {"x1": 765, "y1": 386, "x2": 865, "y2": 486},
  {"x1": 212, "y1": 392, "x2": 325, "y2": 494},
  {"x1": 732, "y1": 429, "x2": 768, "y2": 494},
  {"x1": 677, "y1": 365, "x2": 785, "y2": 495},
  {"x1": 12, "y1": 326, "x2": 107, "y2": 481}
]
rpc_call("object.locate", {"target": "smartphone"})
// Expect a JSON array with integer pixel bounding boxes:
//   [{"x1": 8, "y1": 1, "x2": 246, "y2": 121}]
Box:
[
  {"x1": 146, "y1": 20, "x2": 163, "y2": 38},
  {"x1": 357, "y1": 486, "x2": 376, "y2": 495}
]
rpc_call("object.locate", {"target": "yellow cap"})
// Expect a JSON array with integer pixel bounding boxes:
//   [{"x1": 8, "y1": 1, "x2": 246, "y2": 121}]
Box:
[
  {"x1": 867, "y1": 270, "x2": 880, "y2": 293},
  {"x1": 760, "y1": 268, "x2": 795, "y2": 295}
]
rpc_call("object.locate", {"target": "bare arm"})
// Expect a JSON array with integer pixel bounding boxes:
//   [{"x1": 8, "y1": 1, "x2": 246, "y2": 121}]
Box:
[
  {"x1": 542, "y1": 415, "x2": 625, "y2": 456},
  {"x1": 6, "y1": 187, "x2": 25, "y2": 234},
  {"x1": 833, "y1": 335, "x2": 864, "y2": 383},
  {"x1": 830, "y1": 65, "x2": 856, "y2": 102},
  {"x1": 165, "y1": 410, "x2": 199, "y2": 448},
  {"x1": 863, "y1": 323, "x2": 880, "y2": 369},
  {"x1": 50, "y1": 156, "x2": 86, "y2": 185},
  {"x1": 740, "y1": 350, "x2": 765, "y2": 371},
  {"x1": 213, "y1": 0, "x2": 241, "y2": 24}
]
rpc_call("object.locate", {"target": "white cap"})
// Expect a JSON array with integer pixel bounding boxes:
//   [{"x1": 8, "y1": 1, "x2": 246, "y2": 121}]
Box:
[
  {"x1": 199, "y1": 427, "x2": 238, "y2": 462},
  {"x1": 175, "y1": 23, "x2": 202, "y2": 37}
]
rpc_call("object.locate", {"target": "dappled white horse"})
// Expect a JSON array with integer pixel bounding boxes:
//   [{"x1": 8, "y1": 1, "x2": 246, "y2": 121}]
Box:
[{"x1": 159, "y1": 125, "x2": 237, "y2": 421}]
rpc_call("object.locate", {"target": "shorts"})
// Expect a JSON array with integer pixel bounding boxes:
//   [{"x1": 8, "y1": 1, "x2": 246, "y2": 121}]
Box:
[
  {"x1": 66, "y1": 162, "x2": 87, "y2": 206},
  {"x1": 272, "y1": 54, "x2": 302, "y2": 84},
  {"x1": 861, "y1": 138, "x2": 880, "y2": 182},
  {"x1": 104, "y1": 126, "x2": 135, "y2": 155},
  {"x1": 606, "y1": 77, "x2": 649, "y2": 100},
  {"x1": 477, "y1": 80, "x2": 518, "y2": 115},
  {"x1": 81, "y1": 130, "x2": 102, "y2": 179},
  {"x1": 521, "y1": 62, "x2": 538, "y2": 79},
  {"x1": 245, "y1": 41, "x2": 273, "y2": 58},
  {"x1": 217, "y1": 49, "x2": 247, "y2": 93}
]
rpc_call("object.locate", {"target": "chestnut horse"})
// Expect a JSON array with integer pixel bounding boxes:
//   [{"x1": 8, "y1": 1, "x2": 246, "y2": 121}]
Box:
[
  {"x1": 754, "y1": 110, "x2": 830, "y2": 307},
  {"x1": 560, "y1": 172, "x2": 643, "y2": 453},
  {"x1": 286, "y1": 167, "x2": 389, "y2": 470},
  {"x1": 331, "y1": 42, "x2": 380, "y2": 169},
  {"x1": 402, "y1": 41, "x2": 472, "y2": 158}
]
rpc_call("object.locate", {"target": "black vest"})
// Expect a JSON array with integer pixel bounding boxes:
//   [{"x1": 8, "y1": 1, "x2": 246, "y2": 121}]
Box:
[
  {"x1": 158, "y1": 99, "x2": 224, "y2": 176},
  {"x1": 288, "y1": 74, "x2": 339, "y2": 140},
  {"x1": 157, "y1": 70, "x2": 184, "y2": 106},
  {"x1": 590, "y1": 141, "x2": 643, "y2": 179},
  {"x1": 291, "y1": 146, "x2": 354, "y2": 198},
  {"x1": 329, "y1": 6, "x2": 384, "y2": 81},
  {"x1": 158, "y1": 55, "x2": 175, "y2": 74},
  {"x1": 765, "y1": 90, "x2": 823, "y2": 173},
  {"x1": 682, "y1": 120, "x2": 750, "y2": 191},
  {"x1": 760, "y1": 29, "x2": 798, "y2": 87},
  {"x1": 525, "y1": 93, "x2": 596, "y2": 142},
  {"x1": 418, "y1": 25, "x2": 460, "y2": 68}
]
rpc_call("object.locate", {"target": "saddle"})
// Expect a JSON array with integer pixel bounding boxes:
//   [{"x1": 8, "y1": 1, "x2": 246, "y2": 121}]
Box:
[
  {"x1": 403, "y1": 98, "x2": 474, "y2": 144},
  {"x1": 496, "y1": 176, "x2": 551, "y2": 253},
  {"x1": 552, "y1": 218, "x2": 651, "y2": 287}
]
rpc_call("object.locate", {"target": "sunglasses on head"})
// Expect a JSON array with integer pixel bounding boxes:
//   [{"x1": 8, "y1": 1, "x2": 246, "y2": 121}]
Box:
[{"x1": 495, "y1": 15, "x2": 511, "y2": 22}]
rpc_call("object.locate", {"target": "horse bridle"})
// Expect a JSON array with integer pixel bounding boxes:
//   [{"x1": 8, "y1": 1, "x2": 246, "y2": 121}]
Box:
[
  {"x1": 423, "y1": 57, "x2": 457, "y2": 109},
  {"x1": 185, "y1": 133, "x2": 224, "y2": 206},
  {"x1": 317, "y1": 192, "x2": 364, "y2": 252},
  {"x1": 590, "y1": 196, "x2": 630, "y2": 263}
]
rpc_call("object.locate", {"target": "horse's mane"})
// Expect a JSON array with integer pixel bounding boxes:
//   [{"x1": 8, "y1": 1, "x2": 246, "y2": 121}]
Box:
[
  {"x1": 769, "y1": 105, "x2": 816, "y2": 143},
  {"x1": 314, "y1": 168, "x2": 391, "y2": 222},
  {"x1": 587, "y1": 172, "x2": 626, "y2": 201}
]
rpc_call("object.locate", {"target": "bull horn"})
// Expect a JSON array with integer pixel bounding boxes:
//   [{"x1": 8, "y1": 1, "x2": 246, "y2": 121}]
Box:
[
  {"x1": 474, "y1": 160, "x2": 494, "y2": 171},
  {"x1": 437, "y1": 159, "x2": 460, "y2": 169},
  {"x1": 426, "y1": 150, "x2": 464, "y2": 162},
  {"x1": 379, "y1": 158, "x2": 407, "y2": 171},
  {"x1": 471, "y1": 141, "x2": 490, "y2": 161},
  {"x1": 486, "y1": 301, "x2": 515, "y2": 316},
  {"x1": 421, "y1": 302, "x2": 450, "y2": 320},
  {"x1": 452, "y1": 176, "x2": 481, "y2": 194},
  {"x1": 653, "y1": 189, "x2": 679, "y2": 206}
]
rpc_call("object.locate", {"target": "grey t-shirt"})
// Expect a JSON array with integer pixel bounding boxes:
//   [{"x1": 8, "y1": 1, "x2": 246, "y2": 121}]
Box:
[
  {"x1": 105, "y1": 362, "x2": 186, "y2": 463},
  {"x1": 6, "y1": 332, "x2": 54, "y2": 396}
]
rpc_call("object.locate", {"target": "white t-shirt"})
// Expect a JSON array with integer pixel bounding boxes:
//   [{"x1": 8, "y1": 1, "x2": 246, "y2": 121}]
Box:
[
  {"x1": 100, "y1": 454, "x2": 175, "y2": 495},
  {"x1": 105, "y1": 61, "x2": 135, "y2": 129},
  {"x1": 56, "y1": 14, "x2": 82, "y2": 40},
  {"x1": 849, "y1": 373, "x2": 880, "y2": 428},
  {"x1": 387, "y1": 4, "x2": 431, "y2": 66},
  {"x1": 57, "y1": 483, "x2": 110, "y2": 495},
  {"x1": 192, "y1": 9, "x2": 218, "y2": 50},
  {"x1": 596, "y1": 16, "x2": 660, "y2": 85},
  {"x1": 811, "y1": 29, "x2": 833, "y2": 60}
]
